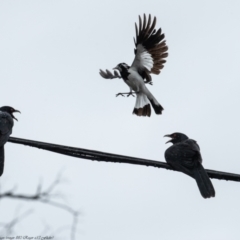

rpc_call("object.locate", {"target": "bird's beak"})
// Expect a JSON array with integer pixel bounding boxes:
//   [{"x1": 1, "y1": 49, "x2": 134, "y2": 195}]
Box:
[
  {"x1": 13, "y1": 110, "x2": 21, "y2": 114},
  {"x1": 164, "y1": 134, "x2": 172, "y2": 144},
  {"x1": 113, "y1": 66, "x2": 120, "y2": 71},
  {"x1": 12, "y1": 109, "x2": 21, "y2": 121}
]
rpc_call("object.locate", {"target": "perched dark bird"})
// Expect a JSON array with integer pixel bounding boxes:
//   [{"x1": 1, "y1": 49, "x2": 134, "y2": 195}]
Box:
[
  {"x1": 0, "y1": 106, "x2": 20, "y2": 176},
  {"x1": 164, "y1": 132, "x2": 215, "y2": 199},
  {"x1": 100, "y1": 14, "x2": 168, "y2": 117}
]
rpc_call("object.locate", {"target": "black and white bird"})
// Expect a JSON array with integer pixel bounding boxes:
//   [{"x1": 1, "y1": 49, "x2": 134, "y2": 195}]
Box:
[
  {"x1": 0, "y1": 106, "x2": 20, "y2": 177},
  {"x1": 100, "y1": 14, "x2": 168, "y2": 117},
  {"x1": 164, "y1": 132, "x2": 215, "y2": 199}
]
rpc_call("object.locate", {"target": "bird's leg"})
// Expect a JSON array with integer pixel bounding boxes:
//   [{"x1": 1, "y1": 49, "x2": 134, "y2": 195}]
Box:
[{"x1": 127, "y1": 92, "x2": 135, "y2": 97}]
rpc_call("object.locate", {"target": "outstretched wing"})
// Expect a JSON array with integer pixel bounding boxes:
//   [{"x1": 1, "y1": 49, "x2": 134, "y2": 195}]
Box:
[
  {"x1": 131, "y1": 14, "x2": 168, "y2": 82},
  {"x1": 99, "y1": 69, "x2": 121, "y2": 80}
]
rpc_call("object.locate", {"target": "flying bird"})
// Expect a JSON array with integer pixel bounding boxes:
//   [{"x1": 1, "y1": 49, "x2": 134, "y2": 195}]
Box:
[
  {"x1": 164, "y1": 132, "x2": 215, "y2": 199},
  {"x1": 100, "y1": 14, "x2": 168, "y2": 117},
  {"x1": 0, "y1": 106, "x2": 20, "y2": 176}
]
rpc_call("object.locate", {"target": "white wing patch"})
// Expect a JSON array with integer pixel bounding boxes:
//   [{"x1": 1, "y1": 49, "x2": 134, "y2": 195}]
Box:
[
  {"x1": 133, "y1": 44, "x2": 153, "y2": 71},
  {"x1": 131, "y1": 14, "x2": 168, "y2": 78}
]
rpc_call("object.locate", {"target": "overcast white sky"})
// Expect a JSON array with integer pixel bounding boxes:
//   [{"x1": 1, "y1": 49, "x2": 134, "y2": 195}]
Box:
[{"x1": 0, "y1": 0, "x2": 240, "y2": 239}]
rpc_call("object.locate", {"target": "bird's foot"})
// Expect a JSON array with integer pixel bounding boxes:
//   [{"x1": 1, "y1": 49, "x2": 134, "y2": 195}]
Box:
[
  {"x1": 116, "y1": 92, "x2": 136, "y2": 97},
  {"x1": 116, "y1": 93, "x2": 125, "y2": 97},
  {"x1": 127, "y1": 92, "x2": 135, "y2": 97}
]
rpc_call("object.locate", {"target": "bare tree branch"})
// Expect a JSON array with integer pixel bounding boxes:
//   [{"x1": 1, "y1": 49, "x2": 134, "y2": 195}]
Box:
[
  {"x1": 0, "y1": 209, "x2": 33, "y2": 235},
  {"x1": 0, "y1": 173, "x2": 79, "y2": 240},
  {"x1": 71, "y1": 212, "x2": 78, "y2": 240},
  {"x1": 8, "y1": 136, "x2": 240, "y2": 182}
]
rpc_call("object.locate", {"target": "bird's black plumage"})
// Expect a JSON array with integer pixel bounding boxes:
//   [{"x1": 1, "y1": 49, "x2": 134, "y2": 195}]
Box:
[
  {"x1": 133, "y1": 14, "x2": 168, "y2": 78},
  {"x1": 164, "y1": 132, "x2": 215, "y2": 199},
  {"x1": 117, "y1": 63, "x2": 130, "y2": 81},
  {"x1": 0, "y1": 106, "x2": 20, "y2": 176},
  {"x1": 99, "y1": 14, "x2": 168, "y2": 117}
]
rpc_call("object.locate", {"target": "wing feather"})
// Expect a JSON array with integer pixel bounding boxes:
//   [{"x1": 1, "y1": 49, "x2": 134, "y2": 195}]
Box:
[
  {"x1": 0, "y1": 112, "x2": 13, "y2": 146},
  {"x1": 99, "y1": 69, "x2": 121, "y2": 79},
  {"x1": 166, "y1": 141, "x2": 201, "y2": 170},
  {"x1": 138, "y1": 15, "x2": 142, "y2": 34},
  {"x1": 131, "y1": 14, "x2": 168, "y2": 82}
]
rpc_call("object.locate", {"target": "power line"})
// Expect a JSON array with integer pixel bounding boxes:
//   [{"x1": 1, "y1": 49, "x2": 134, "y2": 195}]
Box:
[{"x1": 8, "y1": 136, "x2": 240, "y2": 182}]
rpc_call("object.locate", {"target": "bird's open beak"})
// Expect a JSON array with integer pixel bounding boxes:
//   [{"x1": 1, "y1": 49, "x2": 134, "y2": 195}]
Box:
[
  {"x1": 13, "y1": 110, "x2": 21, "y2": 114},
  {"x1": 164, "y1": 134, "x2": 172, "y2": 144},
  {"x1": 12, "y1": 109, "x2": 21, "y2": 121}
]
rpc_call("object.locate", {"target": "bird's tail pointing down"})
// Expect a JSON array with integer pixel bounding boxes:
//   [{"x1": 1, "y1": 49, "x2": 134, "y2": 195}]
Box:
[
  {"x1": 133, "y1": 93, "x2": 151, "y2": 117},
  {"x1": 143, "y1": 87, "x2": 163, "y2": 115},
  {"x1": 149, "y1": 98, "x2": 164, "y2": 115},
  {"x1": 193, "y1": 163, "x2": 215, "y2": 198}
]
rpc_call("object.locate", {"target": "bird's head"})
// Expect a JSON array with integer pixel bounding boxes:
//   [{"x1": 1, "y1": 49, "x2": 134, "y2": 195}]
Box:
[
  {"x1": 0, "y1": 106, "x2": 21, "y2": 121},
  {"x1": 164, "y1": 132, "x2": 188, "y2": 144},
  {"x1": 113, "y1": 63, "x2": 130, "y2": 72}
]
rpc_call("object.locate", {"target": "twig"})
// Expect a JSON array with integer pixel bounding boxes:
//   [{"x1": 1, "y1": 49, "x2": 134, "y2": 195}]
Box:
[
  {"x1": 8, "y1": 136, "x2": 240, "y2": 182},
  {"x1": 0, "y1": 209, "x2": 33, "y2": 235},
  {"x1": 0, "y1": 174, "x2": 79, "y2": 240}
]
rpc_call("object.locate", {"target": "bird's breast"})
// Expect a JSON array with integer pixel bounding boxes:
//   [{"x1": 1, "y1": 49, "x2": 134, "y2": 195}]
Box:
[{"x1": 125, "y1": 70, "x2": 145, "y2": 91}]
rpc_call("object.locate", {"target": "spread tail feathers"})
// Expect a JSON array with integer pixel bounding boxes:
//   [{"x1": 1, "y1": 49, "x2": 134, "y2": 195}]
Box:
[
  {"x1": 133, "y1": 93, "x2": 151, "y2": 117},
  {"x1": 193, "y1": 163, "x2": 215, "y2": 198},
  {"x1": 0, "y1": 146, "x2": 4, "y2": 177}
]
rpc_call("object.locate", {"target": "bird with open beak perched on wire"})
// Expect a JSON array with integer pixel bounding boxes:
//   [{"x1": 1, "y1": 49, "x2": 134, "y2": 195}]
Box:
[
  {"x1": 0, "y1": 106, "x2": 20, "y2": 177},
  {"x1": 99, "y1": 14, "x2": 168, "y2": 117},
  {"x1": 164, "y1": 132, "x2": 215, "y2": 199}
]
